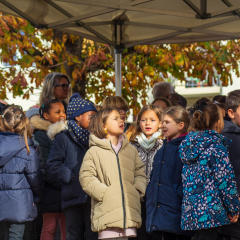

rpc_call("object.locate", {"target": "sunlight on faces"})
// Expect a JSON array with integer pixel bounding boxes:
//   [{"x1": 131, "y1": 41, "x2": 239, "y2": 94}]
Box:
[
  {"x1": 75, "y1": 111, "x2": 96, "y2": 130},
  {"x1": 43, "y1": 102, "x2": 66, "y2": 124},
  {"x1": 139, "y1": 110, "x2": 162, "y2": 139},
  {"x1": 104, "y1": 110, "x2": 124, "y2": 136},
  {"x1": 228, "y1": 105, "x2": 240, "y2": 128},
  {"x1": 162, "y1": 114, "x2": 184, "y2": 140},
  {"x1": 53, "y1": 77, "x2": 70, "y2": 100},
  {"x1": 153, "y1": 100, "x2": 168, "y2": 110}
]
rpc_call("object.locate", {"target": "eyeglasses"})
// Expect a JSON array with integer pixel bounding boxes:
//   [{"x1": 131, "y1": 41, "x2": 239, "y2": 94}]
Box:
[{"x1": 55, "y1": 83, "x2": 70, "y2": 91}]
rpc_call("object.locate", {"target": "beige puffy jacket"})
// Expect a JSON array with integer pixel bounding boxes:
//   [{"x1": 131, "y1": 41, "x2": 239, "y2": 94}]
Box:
[{"x1": 79, "y1": 133, "x2": 147, "y2": 232}]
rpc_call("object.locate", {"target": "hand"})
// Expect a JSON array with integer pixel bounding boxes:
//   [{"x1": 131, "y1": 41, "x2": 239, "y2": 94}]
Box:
[{"x1": 228, "y1": 214, "x2": 239, "y2": 223}]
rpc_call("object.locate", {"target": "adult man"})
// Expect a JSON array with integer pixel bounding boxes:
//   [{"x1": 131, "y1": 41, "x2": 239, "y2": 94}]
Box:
[{"x1": 152, "y1": 82, "x2": 175, "y2": 99}]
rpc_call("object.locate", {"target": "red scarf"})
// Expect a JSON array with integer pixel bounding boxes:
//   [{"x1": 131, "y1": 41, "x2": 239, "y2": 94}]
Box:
[{"x1": 167, "y1": 132, "x2": 188, "y2": 142}]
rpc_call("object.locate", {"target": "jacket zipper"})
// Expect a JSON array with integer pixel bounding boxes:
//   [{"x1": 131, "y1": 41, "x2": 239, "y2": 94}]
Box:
[{"x1": 110, "y1": 143, "x2": 126, "y2": 230}]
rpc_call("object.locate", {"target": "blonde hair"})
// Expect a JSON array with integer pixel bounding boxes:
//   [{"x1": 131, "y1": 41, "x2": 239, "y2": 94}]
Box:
[
  {"x1": 39, "y1": 72, "x2": 72, "y2": 107},
  {"x1": 0, "y1": 106, "x2": 32, "y2": 154},
  {"x1": 130, "y1": 105, "x2": 163, "y2": 142},
  {"x1": 102, "y1": 96, "x2": 128, "y2": 110}
]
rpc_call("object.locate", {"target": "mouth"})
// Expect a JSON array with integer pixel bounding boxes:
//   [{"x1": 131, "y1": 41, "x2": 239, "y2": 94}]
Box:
[
  {"x1": 119, "y1": 124, "x2": 124, "y2": 129},
  {"x1": 145, "y1": 127, "x2": 152, "y2": 131}
]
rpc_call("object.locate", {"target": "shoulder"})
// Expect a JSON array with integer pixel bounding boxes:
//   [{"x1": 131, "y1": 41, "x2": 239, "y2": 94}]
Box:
[{"x1": 47, "y1": 121, "x2": 68, "y2": 141}]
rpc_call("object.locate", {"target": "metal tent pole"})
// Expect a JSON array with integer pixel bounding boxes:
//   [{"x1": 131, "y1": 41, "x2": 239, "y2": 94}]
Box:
[{"x1": 115, "y1": 48, "x2": 122, "y2": 96}]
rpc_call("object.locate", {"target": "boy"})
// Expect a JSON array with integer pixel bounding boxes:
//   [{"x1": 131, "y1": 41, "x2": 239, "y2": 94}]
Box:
[{"x1": 219, "y1": 89, "x2": 240, "y2": 240}]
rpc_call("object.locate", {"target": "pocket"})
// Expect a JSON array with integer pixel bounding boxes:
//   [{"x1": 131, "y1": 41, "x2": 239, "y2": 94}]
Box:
[{"x1": 102, "y1": 182, "x2": 120, "y2": 202}]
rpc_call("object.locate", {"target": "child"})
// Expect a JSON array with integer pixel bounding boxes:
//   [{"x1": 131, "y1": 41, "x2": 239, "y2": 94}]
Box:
[
  {"x1": 218, "y1": 90, "x2": 240, "y2": 240},
  {"x1": 151, "y1": 97, "x2": 172, "y2": 110},
  {"x1": 0, "y1": 105, "x2": 44, "y2": 239},
  {"x1": 130, "y1": 105, "x2": 163, "y2": 240},
  {"x1": 146, "y1": 106, "x2": 192, "y2": 240},
  {"x1": 31, "y1": 98, "x2": 67, "y2": 240},
  {"x1": 47, "y1": 93, "x2": 98, "y2": 240},
  {"x1": 179, "y1": 102, "x2": 240, "y2": 240},
  {"x1": 80, "y1": 108, "x2": 147, "y2": 240}
]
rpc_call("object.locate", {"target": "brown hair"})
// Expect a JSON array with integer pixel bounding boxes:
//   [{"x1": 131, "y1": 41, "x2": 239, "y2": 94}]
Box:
[
  {"x1": 89, "y1": 108, "x2": 115, "y2": 139},
  {"x1": 130, "y1": 105, "x2": 163, "y2": 142},
  {"x1": 192, "y1": 103, "x2": 223, "y2": 133},
  {"x1": 102, "y1": 96, "x2": 128, "y2": 110},
  {"x1": 151, "y1": 97, "x2": 172, "y2": 108},
  {"x1": 162, "y1": 106, "x2": 190, "y2": 133},
  {"x1": 0, "y1": 105, "x2": 32, "y2": 154},
  {"x1": 226, "y1": 90, "x2": 240, "y2": 112}
]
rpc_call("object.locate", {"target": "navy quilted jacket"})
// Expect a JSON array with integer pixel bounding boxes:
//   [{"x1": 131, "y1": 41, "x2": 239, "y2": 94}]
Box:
[
  {"x1": 146, "y1": 136, "x2": 191, "y2": 236},
  {"x1": 0, "y1": 132, "x2": 44, "y2": 223}
]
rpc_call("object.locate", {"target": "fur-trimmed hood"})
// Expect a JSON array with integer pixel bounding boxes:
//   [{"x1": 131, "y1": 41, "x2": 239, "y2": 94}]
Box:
[{"x1": 30, "y1": 115, "x2": 68, "y2": 140}]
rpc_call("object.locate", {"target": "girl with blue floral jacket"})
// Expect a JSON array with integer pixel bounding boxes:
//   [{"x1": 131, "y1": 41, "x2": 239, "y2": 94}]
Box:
[{"x1": 179, "y1": 102, "x2": 240, "y2": 240}]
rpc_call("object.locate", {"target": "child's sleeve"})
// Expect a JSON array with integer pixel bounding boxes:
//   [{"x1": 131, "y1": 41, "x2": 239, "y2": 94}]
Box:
[
  {"x1": 211, "y1": 147, "x2": 240, "y2": 216},
  {"x1": 133, "y1": 150, "x2": 147, "y2": 198},
  {"x1": 47, "y1": 134, "x2": 75, "y2": 185},
  {"x1": 79, "y1": 150, "x2": 108, "y2": 202}
]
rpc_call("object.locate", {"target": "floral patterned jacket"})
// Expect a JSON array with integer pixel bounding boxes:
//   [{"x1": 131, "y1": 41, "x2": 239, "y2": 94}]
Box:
[{"x1": 179, "y1": 130, "x2": 240, "y2": 230}]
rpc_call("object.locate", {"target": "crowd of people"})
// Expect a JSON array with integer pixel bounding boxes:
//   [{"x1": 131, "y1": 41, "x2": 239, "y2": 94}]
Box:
[{"x1": 0, "y1": 73, "x2": 240, "y2": 240}]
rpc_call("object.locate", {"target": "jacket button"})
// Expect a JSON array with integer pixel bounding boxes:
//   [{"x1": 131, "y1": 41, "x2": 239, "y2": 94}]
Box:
[{"x1": 162, "y1": 161, "x2": 164, "y2": 163}]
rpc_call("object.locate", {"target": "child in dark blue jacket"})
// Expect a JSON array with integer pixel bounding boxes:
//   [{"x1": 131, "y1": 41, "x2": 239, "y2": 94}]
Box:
[
  {"x1": 0, "y1": 105, "x2": 44, "y2": 239},
  {"x1": 179, "y1": 102, "x2": 240, "y2": 240},
  {"x1": 146, "y1": 106, "x2": 192, "y2": 240},
  {"x1": 47, "y1": 93, "x2": 98, "y2": 240}
]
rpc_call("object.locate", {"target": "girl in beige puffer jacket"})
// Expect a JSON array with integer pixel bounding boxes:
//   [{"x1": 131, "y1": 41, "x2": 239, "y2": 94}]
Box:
[{"x1": 79, "y1": 108, "x2": 147, "y2": 240}]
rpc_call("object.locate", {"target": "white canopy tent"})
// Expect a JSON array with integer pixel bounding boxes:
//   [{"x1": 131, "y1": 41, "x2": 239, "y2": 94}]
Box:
[{"x1": 0, "y1": 0, "x2": 240, "y2": 95}]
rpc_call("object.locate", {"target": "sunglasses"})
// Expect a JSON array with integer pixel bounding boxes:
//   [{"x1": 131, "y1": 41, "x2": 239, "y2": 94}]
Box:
[{"x1": 55, "y1": 83, "x2": 70, "y2": 91}]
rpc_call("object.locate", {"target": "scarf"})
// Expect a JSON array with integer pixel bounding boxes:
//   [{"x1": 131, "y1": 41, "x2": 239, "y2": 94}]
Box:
[
  {"x1": 135, "y1": 130, "x2": 162, "y2": 151},
  {"x1": 68, "y1": 120, "x2": 90, "y2": 146}
]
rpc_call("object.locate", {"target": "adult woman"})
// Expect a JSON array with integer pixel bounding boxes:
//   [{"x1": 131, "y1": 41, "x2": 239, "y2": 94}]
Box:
[{"x1": 39, "y1": 72, "x2": 72, "y2": 108}]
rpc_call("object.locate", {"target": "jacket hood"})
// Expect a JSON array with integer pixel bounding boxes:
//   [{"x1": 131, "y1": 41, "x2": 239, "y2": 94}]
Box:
[
  {"x1": 89, "y1": 133, "x2": 129, "y2": 151},
  {"x1": 180, "y1": 130, "x2": 231, "y2": 164},
  {"x1": 222, "y1": 119, "x2": 240, "y2": 135},
  {"x1": 30, "y1": 115, "x2": 51, "y2": 132},
  {"x1": 47, "y1": 120, "x2": 68, "y2": 140},
  {"x1": 0, "y1": 132, "x2": 33, "y2": 167}
]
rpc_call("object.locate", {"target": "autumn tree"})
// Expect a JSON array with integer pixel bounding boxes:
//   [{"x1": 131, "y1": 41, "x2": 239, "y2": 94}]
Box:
[{"x1": 0, "y1": 13, "x2": 240, "y2": 115}]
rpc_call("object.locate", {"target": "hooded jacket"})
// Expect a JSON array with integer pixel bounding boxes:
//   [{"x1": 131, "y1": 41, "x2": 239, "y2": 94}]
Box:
[
  {"x1": 31, "y1": 116, "x2": 67, "y2": 213},
  {"x1": 79, "y1": 134, "x2": 147, "y2": 232},
  {"x1": 131, "y1": 138, "x2": 163, "y2": 184},
  {"x1": 0, "y1": 132, "x2": 44, "y2": 223},
  {"x1": 179, "y1": 130, "x2": 240, "y2": 231},
  {"x1": 146, "y1": 136, "x2": 192, "y2": 236},
  {"x1": 47, "y1": 124, "x2": 89, "y2": 210}
]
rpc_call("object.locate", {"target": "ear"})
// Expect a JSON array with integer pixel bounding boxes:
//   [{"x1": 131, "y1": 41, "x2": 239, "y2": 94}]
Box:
[
  {"x1": 75, "y1": 115, "x2": 81, "y2": 122},
  {"x1": 228, "y1": 109, "x2": 235, "y2": 119},
  {"x1": 43, "y1": 112, "x2": 49, "y2": 120},
  {"x1": 158, "y1": 121, "x2": 162, "y2": 129},
  {"x1": 178, "y1": 122, "x2": 185, "y2": 131}
]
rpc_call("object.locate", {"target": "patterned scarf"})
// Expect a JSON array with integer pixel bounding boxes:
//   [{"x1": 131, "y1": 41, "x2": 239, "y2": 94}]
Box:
[{"x1": 68, "y1": 120, "x2": 90, "y2": 146}]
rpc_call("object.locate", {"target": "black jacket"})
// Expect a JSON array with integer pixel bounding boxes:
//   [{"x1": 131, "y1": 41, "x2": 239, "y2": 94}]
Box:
[
  {"x1": 0, "y1": 132, "x2": 44, "y2": 223},
  {"x1": 219, "y1": 120, "x2": 240, "y2": 238},
  {"x1": 47, "y1": 125, "x2": 89, "y2": 210}
]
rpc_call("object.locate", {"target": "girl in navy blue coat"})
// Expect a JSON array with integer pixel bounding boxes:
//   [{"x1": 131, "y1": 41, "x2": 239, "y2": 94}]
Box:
[
  {"x1": 179, "y1": 102, "x2": 240, "y2": 240},
  {"x1": 146, "y1": 106, "x2": 192, "y2": 240},
  {"x1": 0, "y1": 105, "x2": 44, "y2": 239}
]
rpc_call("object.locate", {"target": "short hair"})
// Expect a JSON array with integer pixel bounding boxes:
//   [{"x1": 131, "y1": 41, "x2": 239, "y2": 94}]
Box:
[
  {"x1": 102, "y1": 96, "x2": 128, "y2": 110},
  {"x1": 89, "y1": 108, "x2": 115, "y2": 139},
  {"x1": 153, "y1": 82, "x2": 175, "y2": 99},
  {"x1": 151, "y1": 97, "x2": 172, "y2": 108},
  {"x1": 162, "y1": 106, "x2": 190, "y2": 133},
  {"x1": 226, "y1": 90, "x2": 240, "y2": 112},
  {"x1": 169, "y1": 93, "x2": 187, "y2": 109}
]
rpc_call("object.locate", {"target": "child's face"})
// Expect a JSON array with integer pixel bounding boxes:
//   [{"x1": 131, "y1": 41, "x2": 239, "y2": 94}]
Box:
[
  {"x1": 162, "y1": 114, "x2": 184, "y2": 140},
  {"x1": 228, "y1": 105, "x2": 240, "y2": 127},
  {"x1": 139, "y1": 110, "x2": 161, "y2": 139},
  {"x1": 104, "y1": 110, "x2": 124, "y2": 136},
  {"x1": 43, "y1": 102, "x2": 66, "y2": 124},
  {"x1": 75, "y1": 111, "x2": 96, "y2": 129},
  {"x1": 153, "y1": 100, "x2": 168, "y2": 110}
]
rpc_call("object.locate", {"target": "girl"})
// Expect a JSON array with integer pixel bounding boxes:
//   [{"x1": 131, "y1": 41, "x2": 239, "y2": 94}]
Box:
[
  {"x1": 47, "y1": 93, "x2": 98, "y2": 240},
  {"x1": 31, "y1": 99, "x2": 67, "y2": 240},
  {"x1": 0, "y1": 105, "x2": 44, "y2": 239},
  {"x1": 146, "y1": 106, "x2": 192, "y2": 240},
  {"x1": 80, "y1": 108, "x2": 147, "y2": 240},
  {"x1": 179, "y1": 103, "x2": 240, "y2": 240},
  {"x1": 130, "y1": 105, "x2": 163, "y2": 240}
]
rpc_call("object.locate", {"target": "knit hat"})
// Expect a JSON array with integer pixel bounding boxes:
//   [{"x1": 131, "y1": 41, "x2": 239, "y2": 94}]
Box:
[
  {"x1": 67, "y1": 93, "x2": 97, "y2": 120},
  {"x1": 25, "y1": 106, "x2": 40, "y2": 119}
]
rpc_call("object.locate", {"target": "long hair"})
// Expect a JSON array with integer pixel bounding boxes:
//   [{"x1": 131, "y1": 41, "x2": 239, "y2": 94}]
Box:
[
  {"x1": 0, "y1": 105, "x2": 32, "y2": 154},
  {"x1": 130, "y1": 105, "x2": 163, "y2": 142},
  {"x1": 39, "y1": 72, "x2": 72, "y2": 107}
]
